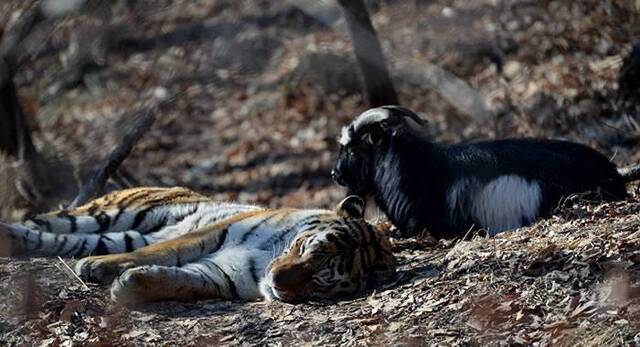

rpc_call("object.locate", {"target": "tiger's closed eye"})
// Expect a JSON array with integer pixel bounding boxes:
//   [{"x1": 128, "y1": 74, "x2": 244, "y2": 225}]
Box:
[{"x1": 298, "y1": 238, "x2": 311, "y2": 256}]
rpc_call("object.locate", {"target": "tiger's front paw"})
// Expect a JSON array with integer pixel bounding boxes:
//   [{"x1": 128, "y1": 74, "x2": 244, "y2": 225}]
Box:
[
  {"x1": 110, "y1": 266, "x2": 159, "y2": 306},
  {"x1": 75, "y1": 255, "x2": 137, "y2": 285}
]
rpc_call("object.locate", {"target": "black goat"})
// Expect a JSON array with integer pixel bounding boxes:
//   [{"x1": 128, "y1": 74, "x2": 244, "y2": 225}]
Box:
[{"x1": 332, "y1": 106, "x2": 640, "y2": 238}]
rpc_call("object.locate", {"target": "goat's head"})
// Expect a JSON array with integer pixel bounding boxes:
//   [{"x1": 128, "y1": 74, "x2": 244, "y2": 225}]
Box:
[{"x1": 332, "y1": 106, "x2": 427, "y2": 195}]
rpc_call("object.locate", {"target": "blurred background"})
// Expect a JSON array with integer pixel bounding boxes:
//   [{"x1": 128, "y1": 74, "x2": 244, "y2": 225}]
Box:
[
  {"x1": 0, "y1": 0, "x2": 639, "y2": 220},
  {"x1": 2, "y1": 2, "x2": 640, "y2": 345}
]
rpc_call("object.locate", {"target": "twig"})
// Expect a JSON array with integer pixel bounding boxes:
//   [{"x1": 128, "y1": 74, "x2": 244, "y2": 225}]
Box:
[
  {"x1": 68, "y1": 93, "x2": 179, "y2": 209},
  {"x1": 460, "y1": 224, "x2": 477, "y2": 241},
  {"x1": 491, "y1": 236, "x2": 504, "y2": 273},
  {"x1": 57, "y1": 256, "x2": 90, "y2": 290},
  {"x1": 596, "y1": 119, "x2": 634, "y2": 135}
]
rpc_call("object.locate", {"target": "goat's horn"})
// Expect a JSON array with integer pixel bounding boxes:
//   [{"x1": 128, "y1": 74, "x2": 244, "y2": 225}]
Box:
[{"x1": 382, "y1": 105, "x2": 427, "y2": 126}]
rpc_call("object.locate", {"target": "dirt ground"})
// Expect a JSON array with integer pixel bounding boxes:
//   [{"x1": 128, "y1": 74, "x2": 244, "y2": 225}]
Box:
[{"x1": 1, "y1": 0, "x2": 640, "y2": 345}]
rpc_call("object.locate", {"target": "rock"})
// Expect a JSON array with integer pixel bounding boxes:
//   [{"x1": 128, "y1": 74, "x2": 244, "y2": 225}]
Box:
[{"x1": 504, "y1": 61, "x2": 521, "y2": 79}]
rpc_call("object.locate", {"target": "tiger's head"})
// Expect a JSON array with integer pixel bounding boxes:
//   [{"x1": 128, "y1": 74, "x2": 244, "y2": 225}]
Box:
[{"x1": 260, "y1": 196, "x2": 396, "y2": 302}]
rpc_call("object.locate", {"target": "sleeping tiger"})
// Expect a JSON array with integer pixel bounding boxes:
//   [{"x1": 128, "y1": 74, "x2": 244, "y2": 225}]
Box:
[{"x1": 0, "y1": 187, "x2": 396, "y2": 305}]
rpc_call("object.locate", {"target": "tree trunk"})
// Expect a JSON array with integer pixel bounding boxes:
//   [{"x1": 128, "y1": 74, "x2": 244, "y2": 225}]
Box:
[
  {"x1": 0, "y1": 78, "x2": 36, "y2": 158},
  {"x1": 0, "y1": 2, "x2": 79, "y2": 213},
  {"x1": 337, "y1": 0, "x2": 398, "y2": 107},
  {"x1": 0, "y1": 2, "x2": 44, "y2": 157}
]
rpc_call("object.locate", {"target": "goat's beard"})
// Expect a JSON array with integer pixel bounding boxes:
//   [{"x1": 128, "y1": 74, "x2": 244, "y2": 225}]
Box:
[{"x1": 363, "y1": 195, "x2": 385, "y2": 221}]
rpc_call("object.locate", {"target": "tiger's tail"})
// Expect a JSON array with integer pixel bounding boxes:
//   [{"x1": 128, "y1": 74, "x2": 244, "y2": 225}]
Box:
[{"x1": 0, "y1": 220, "x2": 155, "y2": 257}]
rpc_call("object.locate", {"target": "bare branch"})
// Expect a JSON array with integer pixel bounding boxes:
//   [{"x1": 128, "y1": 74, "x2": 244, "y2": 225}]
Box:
[
  {"x1": 68, "y1": 109, "x2": 154, "y2": 208},
  {"x1": 396, "y1": 60, "x2": 493, "y2": 121},
  {"x1": 67, "y1": 94, "x2": 178, "y2": 209},
  {"x1": 337, "y1": 0, "x2": 398, "y2": 107}
]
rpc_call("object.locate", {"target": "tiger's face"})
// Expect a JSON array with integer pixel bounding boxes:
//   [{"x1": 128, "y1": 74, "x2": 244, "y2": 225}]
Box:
[{"x1": 260, "y1": 216, "x2": 396, "y2": 303}]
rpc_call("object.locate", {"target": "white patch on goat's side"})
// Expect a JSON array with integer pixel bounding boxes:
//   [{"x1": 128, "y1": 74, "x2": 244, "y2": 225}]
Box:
[
  {"x1": 447, "y1": 175, "x2": 542, "y2": 235},
  {"x1": 473, "y1": 175, "x2": 541, "y2": 234},
  {"x1": 364, "y1": 196, "x2": 384, "y2": 221}
]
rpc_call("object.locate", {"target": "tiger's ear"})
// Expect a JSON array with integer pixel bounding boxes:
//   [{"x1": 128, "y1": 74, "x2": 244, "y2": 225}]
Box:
[{"x1": 336, "y1": 195, "x2": 365, "y2": 219}]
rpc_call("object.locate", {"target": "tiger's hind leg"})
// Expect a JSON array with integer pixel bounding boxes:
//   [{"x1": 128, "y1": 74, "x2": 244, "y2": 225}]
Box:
[
  {"x1": 109, "y1": 254, "x2": 253, "y2": 305},
  {"x1": 75, "y1": 210, "x2": 262, "y2": 284}
]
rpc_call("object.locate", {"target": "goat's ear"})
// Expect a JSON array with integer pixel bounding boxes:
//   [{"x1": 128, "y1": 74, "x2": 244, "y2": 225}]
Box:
[{"x1": 361, "y1": 122, "x2": 387, "y2": 146}]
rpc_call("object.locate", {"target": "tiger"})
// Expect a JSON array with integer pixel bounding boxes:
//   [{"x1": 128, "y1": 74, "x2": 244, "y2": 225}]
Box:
[{"x1": 0, "y1": 187, "x2": 396, "y2": 305}]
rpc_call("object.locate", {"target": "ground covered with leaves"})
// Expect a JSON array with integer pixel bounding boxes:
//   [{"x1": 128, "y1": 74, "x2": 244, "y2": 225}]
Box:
[{"x1": 1, "y1": 0, "x2": 640, "y2": 345}]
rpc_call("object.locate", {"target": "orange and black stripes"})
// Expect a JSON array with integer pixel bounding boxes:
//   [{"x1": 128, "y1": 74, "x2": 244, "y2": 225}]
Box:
[
  {"x1": 2, "y1": 188, "x2": 396, "y2": 304},
  {"x1": 6, "y1": 187, "x2": 262, "y2": 256}
]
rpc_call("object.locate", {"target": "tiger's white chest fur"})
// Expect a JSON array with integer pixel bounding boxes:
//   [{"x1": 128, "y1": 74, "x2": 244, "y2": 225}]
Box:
[
  {"x1": 447, "y1": 175, "x2": 542, "y2": 235},
  {"x1": 160, "y1": 209, "x2": 329, "y2": 300}
]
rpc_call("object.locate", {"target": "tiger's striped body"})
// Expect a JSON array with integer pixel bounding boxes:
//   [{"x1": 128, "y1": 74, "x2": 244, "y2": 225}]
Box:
[
  {"x1": 12, "y1": 187, "x2": 261, "y2": 257},
  {"x1": 0, "y1": 187, "x2": 396, "y2": 305}
]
